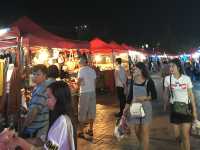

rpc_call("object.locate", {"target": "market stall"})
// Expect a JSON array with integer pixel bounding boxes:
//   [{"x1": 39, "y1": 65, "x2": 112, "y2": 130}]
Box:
[
  {"x1": 128, "y1": 49, "x2": 147, "y2": 63},
  {"x1": 11, "y1": 17, "x2": 91, "y2": 85},
  {"x1": 89, "y1": 38, "x2": 115, "y2": 93},
  {"x1": 11, "y1": 17, "x2": 91, "y2": 134},
  {"x1": 0, "y1": 26, "x2": 23, "y2": 129},
  {"x1": 90, "y1": 38, "x2": 114, "y2": 69},
  {"x1": 109, "y1": 41, "x2": 129, "y2": 69},
  {"x1": 90, "y1": 38, "x2": 130, "y2": 93}
]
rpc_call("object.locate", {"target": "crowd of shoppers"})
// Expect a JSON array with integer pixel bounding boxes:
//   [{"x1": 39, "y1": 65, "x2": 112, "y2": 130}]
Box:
[{"x1": 0, "y1": 56, "x2": 199, "y2": 150}]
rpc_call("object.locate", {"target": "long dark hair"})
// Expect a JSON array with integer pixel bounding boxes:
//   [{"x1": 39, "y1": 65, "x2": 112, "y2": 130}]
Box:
[
  {"x1": 47, "y1": 81, "x2": 75, "y2": 133},
  {"x1": 170, "y1": 58, "x2": 184, "y2": 75},
  {"x1": 135, "y1": 62, "x2": 150, "y2": 79}
]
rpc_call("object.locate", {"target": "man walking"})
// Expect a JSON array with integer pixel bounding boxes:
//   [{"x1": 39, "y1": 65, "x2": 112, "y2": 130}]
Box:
[
  {"x1": 114, "y1": 58, "x2": 127, "y2": 118},
  {"x1": 77, "y1": 57, "x2": 96, "y2": 139}
]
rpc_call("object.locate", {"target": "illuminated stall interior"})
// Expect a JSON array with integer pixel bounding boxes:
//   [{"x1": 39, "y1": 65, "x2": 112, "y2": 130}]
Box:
[{"x1": 128, "y1": 50, "x2": 147, "y2": 63}]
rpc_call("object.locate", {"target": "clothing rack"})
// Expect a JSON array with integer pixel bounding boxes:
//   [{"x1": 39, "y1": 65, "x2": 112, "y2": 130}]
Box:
[{"x1": 0, "y1": 48, "x2": 22, "y2": 129}]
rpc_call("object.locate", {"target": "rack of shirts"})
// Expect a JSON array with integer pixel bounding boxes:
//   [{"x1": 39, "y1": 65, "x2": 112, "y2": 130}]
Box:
[
  {"x1": 0, "y1": 49, "x2": 16, "y2": 64},
  {"x1": 0, "y1": 49, "x2": 22, "y2": 128}
]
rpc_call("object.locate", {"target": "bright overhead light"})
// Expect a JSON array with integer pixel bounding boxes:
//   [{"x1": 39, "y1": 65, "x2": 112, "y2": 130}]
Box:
[
  {"x1": 0, "y1": 28, "x2": 10, "y2": 36},
  {"x1": 0, "y1": 28, "x2": 10, "y2": 35},
  {"x1": 95, "y1": 55, "x2": 102, "y2": 62}
]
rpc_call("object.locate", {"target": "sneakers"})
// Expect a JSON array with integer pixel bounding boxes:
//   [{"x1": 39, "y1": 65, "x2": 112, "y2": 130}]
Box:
[{"x1": 78, "y1": 131, "x2": 93, "y2": 141}]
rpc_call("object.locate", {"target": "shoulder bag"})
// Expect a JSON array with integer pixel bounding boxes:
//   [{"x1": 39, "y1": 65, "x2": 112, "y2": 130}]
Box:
[
  {"x1": 169, "y1": 75, "x2": 192, "y2": 116},
  {"x1": 129, "y1": 78, "x2": 146, "y2": 118},
  {"x1": 130, "y1": 102, "x2": 145, "y2": 118}
]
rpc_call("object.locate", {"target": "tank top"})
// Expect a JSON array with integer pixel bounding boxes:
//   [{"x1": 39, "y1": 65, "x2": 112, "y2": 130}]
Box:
[{"x1": 132, "y1": 80, "x2": 148, "y2": 102}]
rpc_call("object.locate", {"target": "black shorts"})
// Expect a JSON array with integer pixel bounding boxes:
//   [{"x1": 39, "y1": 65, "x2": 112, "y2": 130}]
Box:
[{"x1": 170, "y1": 104, "x2": 193, "y2": 124}]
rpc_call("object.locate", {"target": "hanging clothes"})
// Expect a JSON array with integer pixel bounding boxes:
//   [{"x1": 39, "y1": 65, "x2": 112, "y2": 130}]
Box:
[
  {"x1": 7, "y1": 67, "x2": 22, "y2": 114},
  {"x1": 0, "y1": 59, "x2": 5, "y2": 96}
]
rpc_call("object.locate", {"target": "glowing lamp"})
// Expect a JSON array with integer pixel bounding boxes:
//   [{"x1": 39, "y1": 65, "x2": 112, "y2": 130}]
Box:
[
  {"x1": 38, "y1": 50, "x2": 49, "y2": 63},
  {"x1": 0, "y1": 28, "x2": 10, "y2": 36},
  {"x1": 95, "y1": 55, "x2": 102, "y2": 62}
]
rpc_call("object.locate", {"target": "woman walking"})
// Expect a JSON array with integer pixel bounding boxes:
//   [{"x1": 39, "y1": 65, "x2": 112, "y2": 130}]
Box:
[
  {"x1": 164, "y1": 58, "x2": 198, "y2": 150},
  {"x1": 124, "y1": 62, "x2": 157, "y2": 150},
  {"x1": 1, "y1": 81, "x2": 76, "y2": 150}
]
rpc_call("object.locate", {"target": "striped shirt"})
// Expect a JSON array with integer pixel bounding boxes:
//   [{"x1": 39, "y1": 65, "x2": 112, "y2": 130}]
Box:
[{"x1": 25, "y1": 82, "x2": 49, "y2": 137}]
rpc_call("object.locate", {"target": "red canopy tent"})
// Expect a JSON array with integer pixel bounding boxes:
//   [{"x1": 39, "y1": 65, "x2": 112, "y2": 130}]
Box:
[
  {"x1": 11, "y1": 16, "x2": 89, "y2": 49},
  {"x1": 90, "y1": 38, "x2": 116, "y2": 93},
  {"x1": 89, "y1": 38, "x2": 113, "y2": 54},
  {"x1": 109, "y1": 41, "x2": 128, "y2": 53},
  {"x1": 121, "y1": 43, "x2": 131, "y2": 50}
]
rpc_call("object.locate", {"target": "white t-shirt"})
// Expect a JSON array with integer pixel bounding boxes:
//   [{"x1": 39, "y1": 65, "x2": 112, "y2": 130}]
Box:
[
  {"x1": 164, "y1": 74, "x2": 193, "y2": 104},
  {"x1": 44, "y1": 115, "x2": 75, "y2": 150},
  {"x1": 78, "y1": 66, "x2": 96, "y2": 93},
  {"x1": 115, "y1": 65, "x2": 127, "y2": 87}
]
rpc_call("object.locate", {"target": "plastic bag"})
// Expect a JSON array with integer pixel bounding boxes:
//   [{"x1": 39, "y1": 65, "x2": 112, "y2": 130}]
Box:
[
  {"x1": 191, "y1": 120, "x2": 200, "y2": 138},
  {"x1": 114, "y1": 115, "x2": 130, "y2": 141}
]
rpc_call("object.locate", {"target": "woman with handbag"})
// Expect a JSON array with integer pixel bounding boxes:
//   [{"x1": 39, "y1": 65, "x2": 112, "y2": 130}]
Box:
[
  {"x1": 123, "y1": 62, "x2": 157, "y2": 150},
  {"x1": 164, "y1": 58, "x2": 198, "y2": 150}
]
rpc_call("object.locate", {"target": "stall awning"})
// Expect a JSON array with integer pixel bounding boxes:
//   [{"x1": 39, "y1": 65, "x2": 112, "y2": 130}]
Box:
[
  {"x1": 109, "y1": 41, "x2": 128, "y2": 53},
  {"x1": 121, "y1": 43, "x2": 134, "y2": 50},
  {"x1": 11, "y1": 16, "x2": 89, "y2": 49},
  {"x1": 0, "y1": 27, "x2": 19, "y2": 48},
  {"x1": 90, "y1": 38, "x2": 113, "y2": 54}
]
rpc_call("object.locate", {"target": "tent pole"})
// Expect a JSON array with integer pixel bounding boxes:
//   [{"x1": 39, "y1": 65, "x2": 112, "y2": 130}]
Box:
[{"x1": 112, "y1": 49, "x2": 115, "y2": 70}]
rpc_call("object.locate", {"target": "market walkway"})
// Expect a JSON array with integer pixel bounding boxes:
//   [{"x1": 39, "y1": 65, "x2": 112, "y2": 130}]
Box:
[{"x1": 77, "y1": 74, "x2": 200, "y2": 150}]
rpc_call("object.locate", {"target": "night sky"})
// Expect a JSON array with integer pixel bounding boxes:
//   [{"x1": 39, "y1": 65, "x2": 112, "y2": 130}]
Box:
[{"x1": 1, "y1": 0, "x2": 200, "y2": 52}]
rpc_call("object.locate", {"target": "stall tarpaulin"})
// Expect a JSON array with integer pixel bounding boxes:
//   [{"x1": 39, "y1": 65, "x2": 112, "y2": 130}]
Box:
[
  {"x1": 0, "y1": 40, "x2": 17, "y2": 45},
  {"x1": 109, "y1": 41, "x2": 128, "y2": 53},
  {"x1": 121, "y1": 43, "x2": 134, "y2": 51},
  {"x1": 73, "y1": 40, "x2": 90, "y2": 49},
  {"x1": 24, "y1": 34, "x2": 75, "y2": 49},
  {"x1": 0, "y1": 27, "x2": 20, "y2": 40},
  {"x1": 11, "y1": 16, "x2": 89, "y2": 49},
  {"x1": 0, "y1": 42, "x2": 18, "y2": 49},
  {"x1": 0, "y1": 27, "x2": 19, "y2": 48},
  {"x1": 90, "y1": 38, "x2": 113, "y2": 54}
]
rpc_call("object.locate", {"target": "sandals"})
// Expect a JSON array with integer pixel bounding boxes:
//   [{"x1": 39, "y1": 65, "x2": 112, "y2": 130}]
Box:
[
  {"x1": 78, "y1": 132, "x2": 85, "y2": 139},
  {"x1": 78, "y1": 132, "x2": 93, "y2": 141},
  {"x1": 85, "y1": 129, "x2": 93, "y2": 136}
]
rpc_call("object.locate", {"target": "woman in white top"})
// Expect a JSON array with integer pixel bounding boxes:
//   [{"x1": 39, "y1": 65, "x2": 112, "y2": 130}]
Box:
[
  {"x1": 2, "y1": 81, "x2": 75, "y2": 150},
  {"x1": 164, "y1": 58, "x2": 197, "y2": 150}
]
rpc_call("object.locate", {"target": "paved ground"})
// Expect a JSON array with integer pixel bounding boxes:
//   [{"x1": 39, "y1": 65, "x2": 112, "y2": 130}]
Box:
[{"x1": 77, "y1": 74, "x2": 200, "y2": 150}]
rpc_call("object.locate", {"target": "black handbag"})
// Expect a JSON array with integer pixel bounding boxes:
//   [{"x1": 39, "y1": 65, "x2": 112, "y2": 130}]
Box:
[
  {"x1": 172, "y1": 101, "x2": 192, "y2": 115},
  {"x1": 169, "y1": 75, "x2": 192, "y2": 116}
]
